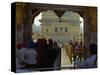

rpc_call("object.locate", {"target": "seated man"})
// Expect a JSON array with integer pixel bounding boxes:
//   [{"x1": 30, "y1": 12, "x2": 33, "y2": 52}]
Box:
[
  {"x1": 75, "y1": 43, "x2": 97, "y2": 68},
  {"x1": 16, "y1": 43, "x2": 28, "y2": 69},
  {"x1": 24, "y1": 40, "x2": 37, "y2": 68}
]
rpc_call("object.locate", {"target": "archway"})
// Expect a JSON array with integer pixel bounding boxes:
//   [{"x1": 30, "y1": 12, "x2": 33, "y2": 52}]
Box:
[
  {"x1": 32, "y1": 10, "x2": 85, "y2": 68},
  {"x1": 21, "y1": 3, "x2": 97, "y2": 47}
]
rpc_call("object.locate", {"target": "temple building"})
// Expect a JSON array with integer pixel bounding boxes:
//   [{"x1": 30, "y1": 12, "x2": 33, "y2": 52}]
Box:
[{"x1": 41, "y1": 10, "x2": 81, "y2": 43}]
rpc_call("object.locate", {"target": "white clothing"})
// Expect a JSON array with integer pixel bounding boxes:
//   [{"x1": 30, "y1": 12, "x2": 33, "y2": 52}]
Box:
[
  {"x1": 17, "y1": 47, "x2": 27, "y2": 64},
  {"x1": 24, "y1": 48, "x2": 37, "y2": 64}
]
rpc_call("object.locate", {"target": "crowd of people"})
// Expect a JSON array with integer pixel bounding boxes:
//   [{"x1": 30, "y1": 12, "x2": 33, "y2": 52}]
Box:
[
  {"x1": 16, "y1": 38, "x2": 97, "y2": 70},
  {"x1": 16, "y1": 38, "x2": 61, "y2": 70}
]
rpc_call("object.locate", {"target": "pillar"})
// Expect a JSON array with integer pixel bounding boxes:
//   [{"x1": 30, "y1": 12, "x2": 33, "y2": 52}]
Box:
[
  {"x1": 23, "y1": 6, "x2": 32, "y2": 43},
  {"x1": 83, "y1": 11, "x2": 91, "y2": 47}
]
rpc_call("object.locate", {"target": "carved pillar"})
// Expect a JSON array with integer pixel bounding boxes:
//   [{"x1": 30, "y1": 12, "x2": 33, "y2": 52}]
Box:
[
  {"x1": 23, "y1": 7, "x2": 41, "y2": 43},
  {"x1": 83, "y1": 11, "x2": 91, "y2": 47},
  {"x1": 77, "y1": 11, "x2": 91, "y2": 47},
  {"x1": 89, "y1": 8, "x2": 97, "y2": 44},
  {"x1": 23, "y1": 6, "x2": 32, "y2": 43}
]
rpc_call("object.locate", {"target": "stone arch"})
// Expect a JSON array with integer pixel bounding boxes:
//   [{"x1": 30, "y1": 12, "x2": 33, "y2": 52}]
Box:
[{"x1": 16, "y1": 3, "x2": 97, "y2": 46}]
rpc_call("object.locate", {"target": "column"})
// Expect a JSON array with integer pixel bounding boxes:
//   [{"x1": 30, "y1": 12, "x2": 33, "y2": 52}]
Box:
[
  {"x1": 83, "y1": 12, "x2": 91, "y2": 47},
  {"x1": 23, "y1": 6, "x2": 32, "y2": 43}
]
